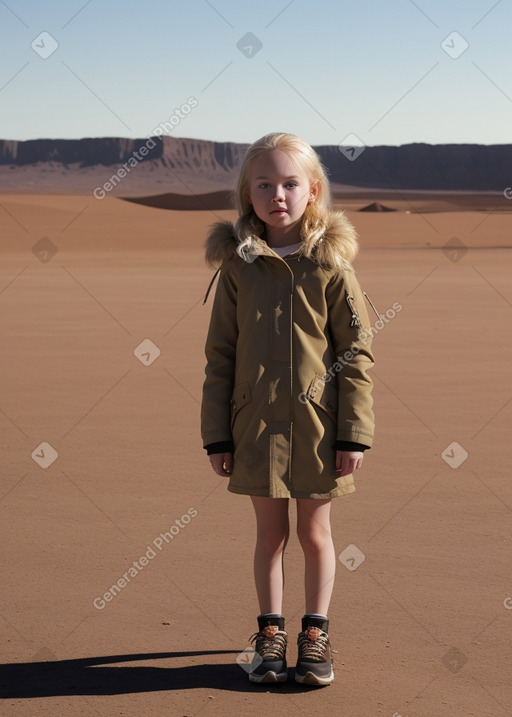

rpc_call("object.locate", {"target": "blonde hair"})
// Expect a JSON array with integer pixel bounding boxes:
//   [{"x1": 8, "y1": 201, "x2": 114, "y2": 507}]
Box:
[{"x1": 232, "y1": 132, "x2": 357, "y2": 268}]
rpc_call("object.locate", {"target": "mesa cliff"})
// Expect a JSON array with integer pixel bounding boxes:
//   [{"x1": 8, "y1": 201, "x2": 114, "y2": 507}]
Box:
[{"x1": 0, "y1": 136, "x2": 510, "y2": 195}]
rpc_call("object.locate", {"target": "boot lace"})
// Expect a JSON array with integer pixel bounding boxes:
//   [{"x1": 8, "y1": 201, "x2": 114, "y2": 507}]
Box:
[
  {"x1": 298, "y1": 626, "x2": 330, "y2": 662},
  {"x1": 249, "y1": 624, "x2": 287, "y2": 660}
]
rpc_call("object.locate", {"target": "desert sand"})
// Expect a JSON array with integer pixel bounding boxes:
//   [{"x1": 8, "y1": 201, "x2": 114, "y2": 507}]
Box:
[{"x1": 0, "y1": 193, "x2": 511, "y2": 716}]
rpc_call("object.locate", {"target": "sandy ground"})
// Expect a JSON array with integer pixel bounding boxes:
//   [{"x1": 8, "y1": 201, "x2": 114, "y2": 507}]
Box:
[{"x1": 0, "y1": 194, "x2": 511, "y2": 716}]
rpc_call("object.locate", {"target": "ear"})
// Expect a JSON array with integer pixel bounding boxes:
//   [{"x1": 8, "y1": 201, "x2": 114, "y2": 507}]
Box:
[{"x1": 307, "y1": 180, "x2": 320, "y2": 204}]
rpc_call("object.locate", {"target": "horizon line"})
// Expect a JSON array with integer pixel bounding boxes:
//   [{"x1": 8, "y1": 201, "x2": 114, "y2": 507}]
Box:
[{"x1": 0, "y1": 136, "x2": 510, "y2": 148}]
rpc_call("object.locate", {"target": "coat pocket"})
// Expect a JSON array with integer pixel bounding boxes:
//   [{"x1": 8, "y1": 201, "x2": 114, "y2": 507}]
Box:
[
  {"x1": 305, "y1": 373, "x2": 338, "y2": 424},
  {"x1": 230, "y1": 380, "x2": 252, "y2": 430}
]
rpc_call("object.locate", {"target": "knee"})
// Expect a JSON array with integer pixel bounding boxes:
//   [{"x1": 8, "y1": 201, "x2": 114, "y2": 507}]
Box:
[
  {"x1": 256, "y1": 527, "x2": 289, "y2": 556},
  {"x1": 297, "y1": 525, "x2": 332, "y2": 554}
]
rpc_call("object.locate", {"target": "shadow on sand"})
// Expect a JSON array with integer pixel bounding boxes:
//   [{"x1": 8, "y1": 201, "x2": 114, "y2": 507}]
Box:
[{"x1": 0, "y1": 650, "x2": 322, "y2": 697}]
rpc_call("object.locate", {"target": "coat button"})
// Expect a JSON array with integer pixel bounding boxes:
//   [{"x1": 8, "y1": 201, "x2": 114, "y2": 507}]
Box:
[{"x1": 327, "y1": 401, "x2": 335, "y2": 410}]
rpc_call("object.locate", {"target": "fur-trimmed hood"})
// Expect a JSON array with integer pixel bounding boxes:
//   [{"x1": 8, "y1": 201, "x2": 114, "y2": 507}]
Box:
[{"x1": 204, "y1": 210, "x2": 359, "y2": 273}]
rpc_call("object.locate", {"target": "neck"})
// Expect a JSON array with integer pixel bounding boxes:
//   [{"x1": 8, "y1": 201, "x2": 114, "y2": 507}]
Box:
[{"x1": 264, "y1": 224, "x2": 302, "y2": 248}]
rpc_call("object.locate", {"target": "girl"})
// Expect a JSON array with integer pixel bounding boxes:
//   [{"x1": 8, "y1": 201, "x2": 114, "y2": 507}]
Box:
[{"x1": 200, "y1": 132, "x2": 375, "y2": 686}]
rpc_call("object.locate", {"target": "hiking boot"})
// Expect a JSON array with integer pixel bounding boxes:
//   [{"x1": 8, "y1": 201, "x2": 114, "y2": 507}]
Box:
[
  {"x1": 248, "y1": 616, "x2": 288, "y2": 683},
  {"x1": 295, "y1": 616, "x2": 334, "y2": 686}
]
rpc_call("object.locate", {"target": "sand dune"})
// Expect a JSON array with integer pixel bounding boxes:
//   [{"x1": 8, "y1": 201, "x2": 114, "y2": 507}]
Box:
[
  {"x1": 121, "y1": 189, "x2": 236, "y2": 212},
  {"x1": 359, "y1": 201, "x2": 397, "y2": 212}
]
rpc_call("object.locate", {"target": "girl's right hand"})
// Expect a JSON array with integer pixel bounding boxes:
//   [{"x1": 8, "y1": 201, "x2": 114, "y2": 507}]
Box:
[{"x1": 209, "y1": 452, "x2": 233, "y2": 477}]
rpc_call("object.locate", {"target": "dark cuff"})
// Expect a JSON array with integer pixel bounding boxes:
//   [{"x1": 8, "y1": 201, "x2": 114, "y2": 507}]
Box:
[
  {"x1": 335, "y1": 440, "x2": 370, "y2": 452},
  {"x1": 204, "y1": 440, "x2": 235, "y2": 455}
]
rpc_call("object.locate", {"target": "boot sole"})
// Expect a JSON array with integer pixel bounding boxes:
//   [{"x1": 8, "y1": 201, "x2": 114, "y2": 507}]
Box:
[
  {"x1": 249, "y1": 670, "x2": 288, "y2": 683},
  {"x1": 295, "y1": 668, "x2": 334, "y2": 686}
]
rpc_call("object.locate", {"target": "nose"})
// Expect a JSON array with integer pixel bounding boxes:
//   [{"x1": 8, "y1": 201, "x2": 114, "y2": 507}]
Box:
[{"x1": 272, "y1": 186, "x2": 285, "y2": 202}]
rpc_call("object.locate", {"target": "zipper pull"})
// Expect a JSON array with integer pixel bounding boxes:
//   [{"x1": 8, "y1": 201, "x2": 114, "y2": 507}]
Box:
[{"x1": 345, "y1": 294, "x2": 362, "y2": 329}]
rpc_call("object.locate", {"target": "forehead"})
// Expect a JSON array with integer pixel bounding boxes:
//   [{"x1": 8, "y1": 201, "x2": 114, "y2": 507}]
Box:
[{"x1": 249, "y1": 148, "x2": 305, "y2": 179}]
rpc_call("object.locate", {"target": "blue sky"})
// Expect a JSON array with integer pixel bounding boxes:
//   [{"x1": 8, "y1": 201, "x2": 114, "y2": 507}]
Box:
[{"x1": 1, "y1": 0, "x2": 510, "y2": 145}]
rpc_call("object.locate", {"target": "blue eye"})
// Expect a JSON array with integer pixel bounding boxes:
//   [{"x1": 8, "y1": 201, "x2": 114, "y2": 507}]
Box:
[{"x1": 257, "y1": 182, "x2": 297, "y2": 189}]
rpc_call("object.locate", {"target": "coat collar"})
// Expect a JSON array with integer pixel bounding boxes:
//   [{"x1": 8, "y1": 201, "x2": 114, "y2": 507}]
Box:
[{"x1": 202, "y1": 211, "x2": 359, "y2": 304}]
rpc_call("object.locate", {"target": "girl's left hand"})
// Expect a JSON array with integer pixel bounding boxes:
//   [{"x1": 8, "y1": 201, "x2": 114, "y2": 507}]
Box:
[{"x1": 335, "y1": 450, "x2": 364, "y2": 477}]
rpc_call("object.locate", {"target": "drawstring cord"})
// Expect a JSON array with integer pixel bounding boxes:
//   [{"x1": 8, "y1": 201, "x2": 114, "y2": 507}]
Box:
[
  {"x1": 363, "y1": 290, "x2": 381, "y2": 319},
  {"x1": 202, "y1": 266, "x2": 221, "y2": 305}
]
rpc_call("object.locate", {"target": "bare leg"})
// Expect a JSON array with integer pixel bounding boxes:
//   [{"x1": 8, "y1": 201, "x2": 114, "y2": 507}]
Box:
[
  {"x1": 250, "y1": 496, "x2": 290, "y2": 614},
  {"x1": 296, "y1": 498, "x2": 335, "y2": 615}
]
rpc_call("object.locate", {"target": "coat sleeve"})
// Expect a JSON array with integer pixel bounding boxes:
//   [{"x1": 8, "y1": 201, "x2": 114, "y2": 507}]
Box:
[
  {"x1": 325, "y1": 266, "x2": 375, "y2": 448},
  {"x1": 200, "y1": 261, "x2": 238, "y2": 447}
]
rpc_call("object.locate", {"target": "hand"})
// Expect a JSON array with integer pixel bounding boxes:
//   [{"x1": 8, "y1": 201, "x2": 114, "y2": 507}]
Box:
[
  {"x1": 209, "y1": 452, "x2": 233, "y2": 477},
  {"x1": 335, "y1": 450, "x2": 364, "y2": 477}
]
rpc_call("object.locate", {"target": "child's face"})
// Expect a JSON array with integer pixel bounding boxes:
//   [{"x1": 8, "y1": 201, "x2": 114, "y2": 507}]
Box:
[{"x1": 246, "y1": 149, "x2": 317, "y2": 235}]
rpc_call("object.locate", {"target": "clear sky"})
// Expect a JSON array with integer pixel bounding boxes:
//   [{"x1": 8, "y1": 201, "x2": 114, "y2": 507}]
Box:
[{"x1": 1, "y1": 0, "x2": 510, "y2": 146}]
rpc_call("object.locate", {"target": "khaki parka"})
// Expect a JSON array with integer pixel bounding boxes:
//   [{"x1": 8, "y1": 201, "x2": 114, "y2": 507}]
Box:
[{"x1": 200, "y1": 211, "x2": 376, "y2": 499}]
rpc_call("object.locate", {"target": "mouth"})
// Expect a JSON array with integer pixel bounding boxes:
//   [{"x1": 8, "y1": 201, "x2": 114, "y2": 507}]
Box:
[{"x1": 270, "y1": 208, "x2": 287, "y2": 214}]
